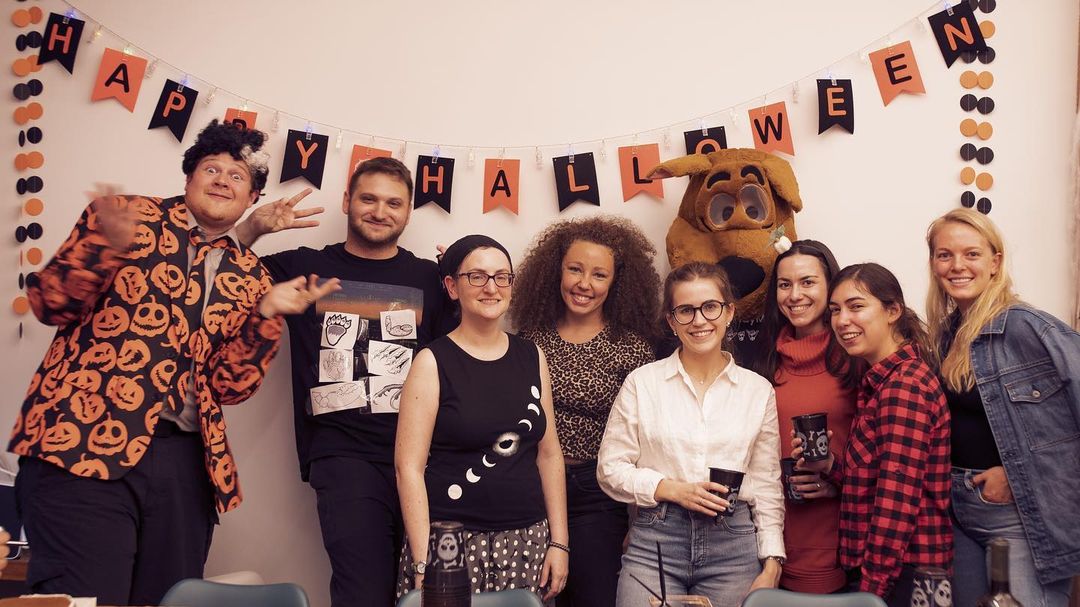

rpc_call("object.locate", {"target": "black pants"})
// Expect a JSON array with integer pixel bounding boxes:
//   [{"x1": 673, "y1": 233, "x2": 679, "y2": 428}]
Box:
[
  {"x1": 557, "y1": 460, "x2": 628, "y2": 607},
  {"x1": 15, "y1": 428, "x2": 216, "y2": 606},
  {"x1": 309, "y1": 456, "x2": 403, "y2": 607},
  {"x1": 847, "y1": 564, "x2": 917, "y2": 607}
]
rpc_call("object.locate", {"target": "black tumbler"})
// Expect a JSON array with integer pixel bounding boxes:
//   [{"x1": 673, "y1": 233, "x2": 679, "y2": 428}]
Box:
[
  {"x1": 793, "y1": 412, "x2": 830, "y2": 462},
  {"x1": 708, "y1": 467, "x2": 744, "y2": 523},
  {"x1": 422, "y1": 521, "x2": 471, "y2": 607},
  {"x1": 780, "y1": 458, "x2": 806, "y2": 504},
  {"x1": 910, "y1": 567, "x2": 951, "y2": 607}
]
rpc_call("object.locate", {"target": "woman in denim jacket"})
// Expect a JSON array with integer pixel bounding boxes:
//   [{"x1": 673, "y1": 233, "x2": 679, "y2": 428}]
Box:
[{"x1": 927, "y1": 209, "x2": 1078, "y2": 606}]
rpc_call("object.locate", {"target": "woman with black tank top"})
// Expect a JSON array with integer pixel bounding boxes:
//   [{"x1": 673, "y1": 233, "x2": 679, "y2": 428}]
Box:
[
  {"x1": 395, "y1": 235, "x2": 570, "y2": 602},
  {"x1": 927, "y1": 209, "x2": 1078, "y2": 607}
]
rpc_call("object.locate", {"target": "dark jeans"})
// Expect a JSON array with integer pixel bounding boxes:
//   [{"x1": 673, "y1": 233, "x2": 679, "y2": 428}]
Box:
[
  {"x1": 309, "y1": 456, "x2": 403, "y2": 607},
  {"x1": 557, "y1": 460, "x2": 628, "y2": 607},
  {"x1": 14, "y1": 428, "x2": 216, "y2": 606}
]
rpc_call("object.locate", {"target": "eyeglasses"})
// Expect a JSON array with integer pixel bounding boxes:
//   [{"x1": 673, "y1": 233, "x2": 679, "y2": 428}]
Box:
[
  {"x1": 457, "y1": 271, "x2": 514, "y2": 288},
  {"x1": 670, "y1": 300, "x2": 731, "y2": 325}
]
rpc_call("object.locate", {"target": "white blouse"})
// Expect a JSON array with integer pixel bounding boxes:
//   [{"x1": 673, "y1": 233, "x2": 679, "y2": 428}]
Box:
[{"x1": 597, "y1": 350, "x2": 785, "y2": 559}]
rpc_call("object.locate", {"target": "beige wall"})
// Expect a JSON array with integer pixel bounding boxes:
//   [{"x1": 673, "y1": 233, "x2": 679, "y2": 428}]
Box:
[{"x1": 3, "y1": 1, "x2": 1078, "y2": 605}]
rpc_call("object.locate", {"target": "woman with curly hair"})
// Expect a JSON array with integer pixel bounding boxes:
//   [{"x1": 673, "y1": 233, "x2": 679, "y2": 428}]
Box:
[{"x1": 510, "y1": 215, "x2": 660, "y2": 607}]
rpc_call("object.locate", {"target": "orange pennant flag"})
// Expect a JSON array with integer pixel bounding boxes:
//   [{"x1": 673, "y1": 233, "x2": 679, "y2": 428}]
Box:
[
  {"x1": 748, "y1": 101, "x2": 795, "y2": 156},
  {"x1": 90, "y1": 48, "x2": 147, "y2": 112},
  {"x1": 618, "y1": 144, "x2": 663, "y2": 202},
  {"x1": 224, "y1": 108, "x2": 258, "y2": 130},
  {"x1": 870, "y1": 41, "x2": 925, "y2": 106},
  {"x1": 483, "y1": 158, "x2": 520, "y2": 214},
  {"x1": 346, "y1": 145, "x2": 393, "y2": 190}
]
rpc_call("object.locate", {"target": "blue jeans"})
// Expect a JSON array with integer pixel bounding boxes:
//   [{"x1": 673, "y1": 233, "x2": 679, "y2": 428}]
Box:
[
  {"x1": 616, "y1": 502, "x2": 761, "y2": 607},
  {"x1": 951, "y1": 467, "x2": 1072, "y2": 607}
]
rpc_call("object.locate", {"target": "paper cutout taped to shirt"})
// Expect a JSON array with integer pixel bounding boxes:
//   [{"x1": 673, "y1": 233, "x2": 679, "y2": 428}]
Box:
[
  {"x1": 319, "y1": 349, "x2": 354, "y2": 383},
  {"x1": 368, "y1": 340, "x2": 412, "y2": 378},
  {"x1": 321, "y1": 312, "x2": 360, "y2": 349},
  {"x1": 369, "y1": 375, "x2": 404, "y2": 413},
  {"x1": 380, "y1": 309, "x2": 416, "y2": 341},
  {"x1": 309, "y1": 381, "x2": 367, "y2": 415}
]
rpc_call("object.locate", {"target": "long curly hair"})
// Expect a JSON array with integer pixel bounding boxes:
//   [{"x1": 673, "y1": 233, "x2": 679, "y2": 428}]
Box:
[{"x1": 510, "y1": 215, "x2": 661, "y2": 341}]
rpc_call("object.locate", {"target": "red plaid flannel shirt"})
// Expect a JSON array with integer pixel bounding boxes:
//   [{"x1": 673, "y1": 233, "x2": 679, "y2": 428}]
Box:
[{"x1": 827, "y1": 343, "x2": 952, "y2": 598}]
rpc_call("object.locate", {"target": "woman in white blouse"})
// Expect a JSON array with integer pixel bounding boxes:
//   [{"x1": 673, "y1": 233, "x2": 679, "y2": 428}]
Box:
[{"x1": 597, "y1": 262, "x2": 786, "y2": 607}]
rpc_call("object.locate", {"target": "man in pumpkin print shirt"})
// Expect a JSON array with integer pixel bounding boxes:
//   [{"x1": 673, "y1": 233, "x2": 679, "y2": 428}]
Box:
[
  {"x1": 9, "y1": 120, "x2": 339, "y2": 606},
  {"x1": 235, "y1": 156, "x2": 455, "y2": 607}
]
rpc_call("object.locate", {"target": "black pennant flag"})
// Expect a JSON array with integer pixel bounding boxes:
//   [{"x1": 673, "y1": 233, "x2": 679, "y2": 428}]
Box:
[
  {"x1": 148, "y1": 80, "x2": 198, "y2": 142},
  {"x1": 552, "y1": 152, "x2": 600, "y2": 212},
  {"x1": 928, "y1": 2, "x2": 987, "y2": 68},
  {"x1": 683, "y1": 126, "x2": 727, "y2": 156},
  {"x1": 817, "y1": 79, "x2": 855, "y2": 134},
  {"x1": 281, "y1": 129, "x2": 329, "y2": 189},
  {"x1": 38, "y1": 12, "x2": 84, "y2": 74},
  {"x1": 415, "y1": 156, "x2": 455, "y2": 213}
]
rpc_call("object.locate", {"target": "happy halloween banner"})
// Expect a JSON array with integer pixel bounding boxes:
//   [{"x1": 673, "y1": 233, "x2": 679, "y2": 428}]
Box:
[{"x1": 31, "y1": 2, "x2": 988, "y2": 215}]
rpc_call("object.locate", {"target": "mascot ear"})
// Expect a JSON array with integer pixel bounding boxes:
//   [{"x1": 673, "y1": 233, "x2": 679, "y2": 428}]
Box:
[
  {"x1": 760, "y1": 154, "x2": 803, "y2": 213},
  {"x1": 647, "y1": 154, "x2": 713, "y2": 180}
]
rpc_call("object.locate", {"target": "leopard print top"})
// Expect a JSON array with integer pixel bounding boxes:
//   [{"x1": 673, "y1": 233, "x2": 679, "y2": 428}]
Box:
[{"x1": 520, "y1": 326, "x2": 653, "y2": 460}]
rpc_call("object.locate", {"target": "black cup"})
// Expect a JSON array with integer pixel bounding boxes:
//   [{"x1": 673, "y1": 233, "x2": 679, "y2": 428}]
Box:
[
  {"x1": 423, "y1": 521, "x2": 471, "y2": 606},
  {"x1": 910, "y1": 567, "x2": 951, "y2": 607},
  {"x1": 780, "y1": 458, "x2": 806, "y2": 504},
  {"x1": 708, "y1": 467, "x2": 744, "y2": 521},
  {"x1": 793, "y1": 412, "x2": 830, "y2": 462}
]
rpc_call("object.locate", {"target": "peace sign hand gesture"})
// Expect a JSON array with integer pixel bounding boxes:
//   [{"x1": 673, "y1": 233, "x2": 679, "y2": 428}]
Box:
[
  {"x1": 259, "y1": 274, "x2": 342, "y2": 318},
  {"x1": 238, "y1": 188, "x2": 324, "y2": 246}
]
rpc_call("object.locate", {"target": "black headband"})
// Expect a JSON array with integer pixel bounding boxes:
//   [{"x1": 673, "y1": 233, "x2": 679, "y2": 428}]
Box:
[{"x1": 439, "y1": 235, "x2": 512, "y2": 277}]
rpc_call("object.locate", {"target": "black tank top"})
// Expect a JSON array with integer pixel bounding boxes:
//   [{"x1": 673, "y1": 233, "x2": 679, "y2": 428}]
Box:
[{"x1": 426, "y1": 333, "x2": 548, "y2": 530}]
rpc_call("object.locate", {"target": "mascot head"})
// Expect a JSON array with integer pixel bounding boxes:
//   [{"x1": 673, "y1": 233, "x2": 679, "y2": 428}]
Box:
[{"x1": 649, "y1": 148, "x2": 801, "y2": 320}]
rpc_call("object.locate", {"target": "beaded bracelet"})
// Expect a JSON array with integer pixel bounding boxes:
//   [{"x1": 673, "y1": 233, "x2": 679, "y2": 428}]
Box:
[{"x1": 549, "y1": 541, "x2": 570, "y2": 554}]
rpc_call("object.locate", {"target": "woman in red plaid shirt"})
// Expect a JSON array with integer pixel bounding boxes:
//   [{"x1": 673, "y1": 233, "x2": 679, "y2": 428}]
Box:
[{"x1": 795, "y1": 263, "x2": 951, "y2": 606}]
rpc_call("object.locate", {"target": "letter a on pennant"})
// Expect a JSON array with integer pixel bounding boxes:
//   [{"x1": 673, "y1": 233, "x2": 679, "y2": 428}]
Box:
[
  {"x1": 749, "y1": 102, "x2": 795, "y2": 156},
  {"x1": 870, "y1": 41, "x2": 926, "y2": 106},
  {"x1": 91, "y1": 48, "x2": 148, "y2": 112},
  {"x1": 483, "y1": 158, "x2": 521, "y2": 214},
  {"x1": 618, "y1": 144, "x2": 664, "y2": 202}
]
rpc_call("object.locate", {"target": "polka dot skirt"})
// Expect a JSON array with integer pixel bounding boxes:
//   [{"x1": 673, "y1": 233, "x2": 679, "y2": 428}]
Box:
[{"x1": 397, "y1": 518, "x2": 550, "y2": 598}]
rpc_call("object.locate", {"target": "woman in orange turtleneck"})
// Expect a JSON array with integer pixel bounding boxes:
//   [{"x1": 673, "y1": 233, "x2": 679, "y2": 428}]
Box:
[{"x1": 750, "y1": 240, "x2": 864, "y2": 593}]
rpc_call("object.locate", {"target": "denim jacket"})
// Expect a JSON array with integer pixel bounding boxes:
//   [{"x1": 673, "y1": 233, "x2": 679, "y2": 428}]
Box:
[{"x1": 964, "y1": 305, "x2": 1080, "y2": 583}]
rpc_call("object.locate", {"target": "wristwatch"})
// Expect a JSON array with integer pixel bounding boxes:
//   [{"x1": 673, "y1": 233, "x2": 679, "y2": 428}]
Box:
[
  {"x1": 408, "y1": 560, "x2": 427, "y2": 576},
  {"x1": 764, "y1": 555, "x2": 786, "y2": 567}
]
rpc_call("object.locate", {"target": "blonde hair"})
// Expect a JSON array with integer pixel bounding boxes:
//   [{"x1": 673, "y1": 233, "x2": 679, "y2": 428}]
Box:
[{"x1": 926, "y1": 209, "x2": 1019, "y2": 391}]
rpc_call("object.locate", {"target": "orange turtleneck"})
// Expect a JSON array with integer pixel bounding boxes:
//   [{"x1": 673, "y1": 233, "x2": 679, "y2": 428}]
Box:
[{"x1": 773, "y1": 325, "x2": 857, "y2": 594}]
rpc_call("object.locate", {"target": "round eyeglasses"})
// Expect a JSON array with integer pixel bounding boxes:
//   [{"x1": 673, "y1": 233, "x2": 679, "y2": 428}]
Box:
[{"x1": 670, "y1": 300, "x2": 731, "y2": 325}]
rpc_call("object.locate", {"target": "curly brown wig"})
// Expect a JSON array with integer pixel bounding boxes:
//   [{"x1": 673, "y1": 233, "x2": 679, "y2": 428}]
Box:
[{"x1": 509, "y1": 215, "x2": 661, "y2": 341}]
